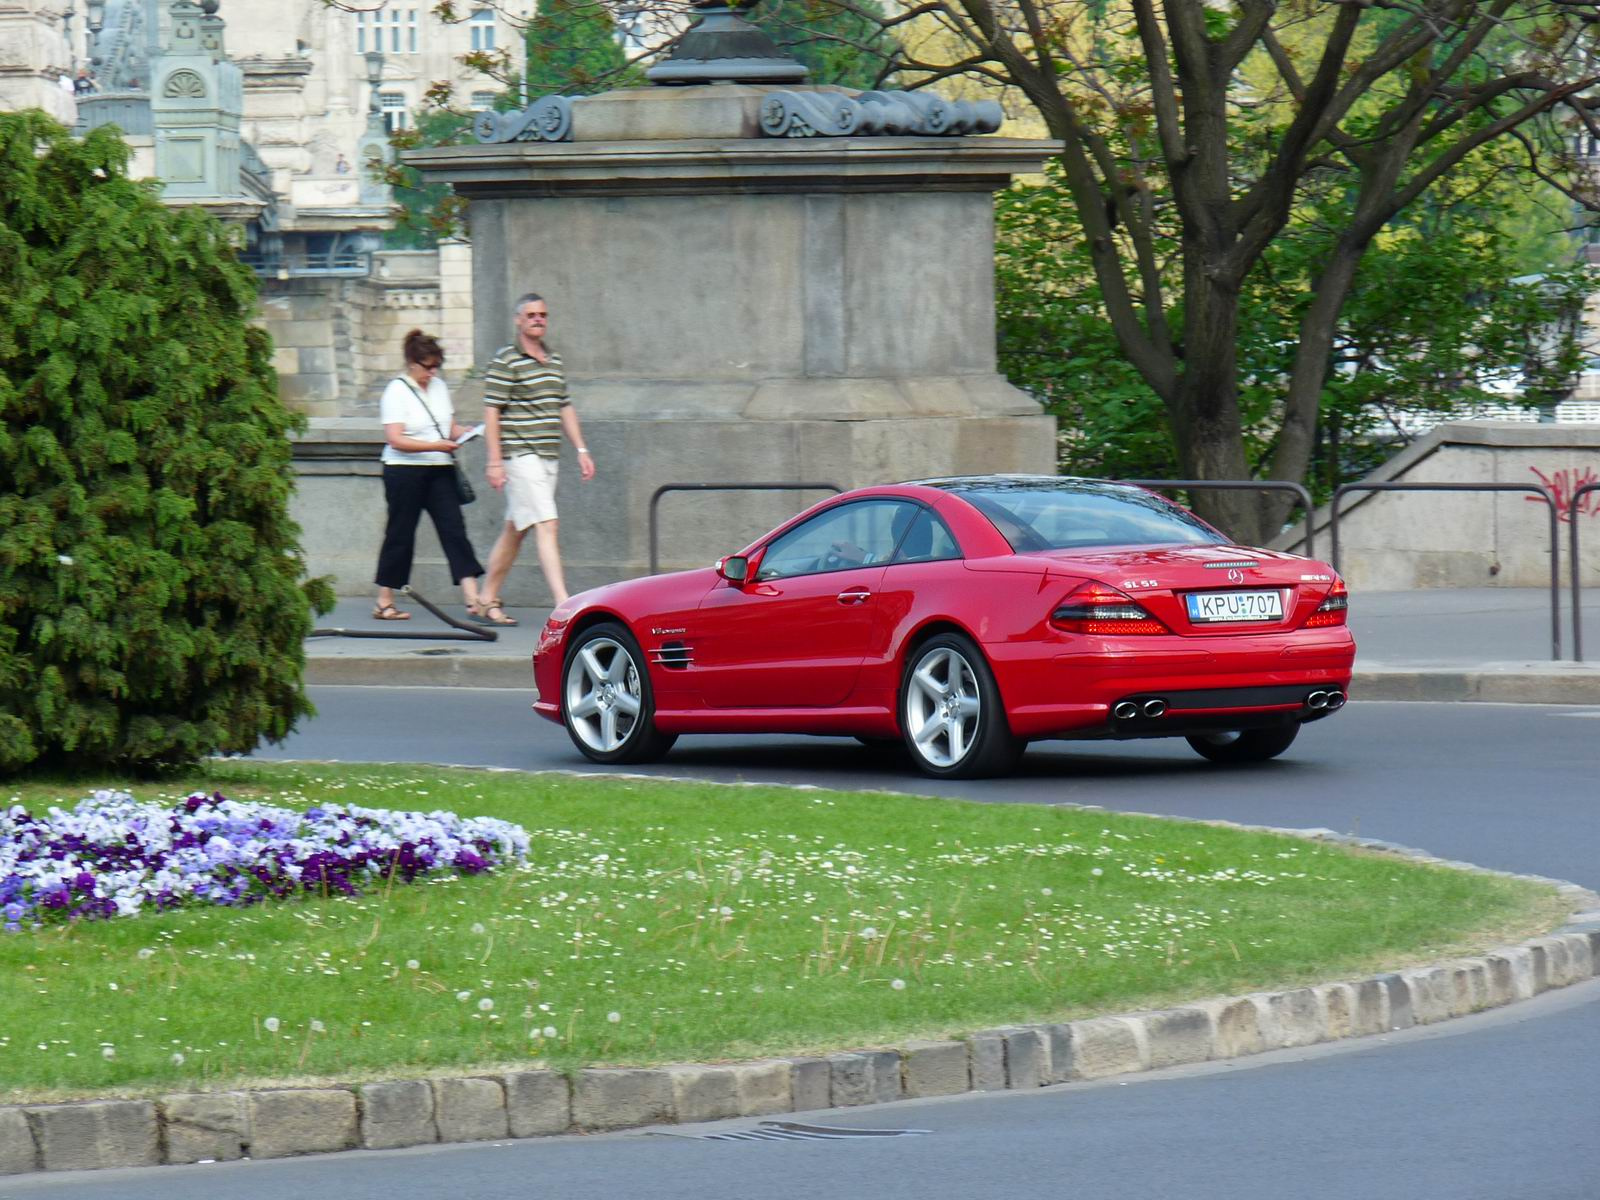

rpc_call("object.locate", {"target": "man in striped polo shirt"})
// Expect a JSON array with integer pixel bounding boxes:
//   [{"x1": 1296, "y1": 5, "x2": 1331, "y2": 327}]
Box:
[{"x1": 479, "y1": 293, "x2": 595, "y2": 622}]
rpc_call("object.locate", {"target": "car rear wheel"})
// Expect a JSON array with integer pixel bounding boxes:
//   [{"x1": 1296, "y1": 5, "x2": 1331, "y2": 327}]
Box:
[
  {"x1": 1185, "y1": 724, "x2": 1299, "y2": 764},
  {"x1": 899, "y1": 633, "x2": 1022, "y2": 779},
  {"x1": 562, "y1": 622, "x2": 677, "y2": 765}
]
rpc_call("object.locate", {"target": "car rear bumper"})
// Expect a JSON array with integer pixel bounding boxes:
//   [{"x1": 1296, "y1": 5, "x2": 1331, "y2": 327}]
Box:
[{"x1": 990, "y1": 632, "x2": 1356, "y2": 739}]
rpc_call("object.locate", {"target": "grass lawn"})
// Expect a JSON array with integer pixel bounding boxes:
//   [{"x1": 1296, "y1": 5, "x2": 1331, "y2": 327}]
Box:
[{"x1": 0, "y1": 759, "x2": 1564, "y2": 1103}]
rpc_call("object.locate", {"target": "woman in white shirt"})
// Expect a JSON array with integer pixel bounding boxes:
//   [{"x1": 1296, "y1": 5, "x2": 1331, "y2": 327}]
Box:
[{"x1": 372, "y1": 330, "x2": 487, "y2": 619}]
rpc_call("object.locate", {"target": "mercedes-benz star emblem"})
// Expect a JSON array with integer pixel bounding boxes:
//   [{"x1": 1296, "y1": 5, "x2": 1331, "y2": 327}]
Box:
[{"x1": 1227, "y1": 568, "x2": 1245, "y2": 584}]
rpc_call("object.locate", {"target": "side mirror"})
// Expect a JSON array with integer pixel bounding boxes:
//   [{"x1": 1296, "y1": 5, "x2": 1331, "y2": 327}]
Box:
[{"x1": 716, "y1": 555, "x2": 750, "y2": 583}]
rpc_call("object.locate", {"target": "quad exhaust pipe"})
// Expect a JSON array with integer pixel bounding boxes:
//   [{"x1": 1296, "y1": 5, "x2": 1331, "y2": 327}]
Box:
[
  {"x1": 1112, "y1": 701, "x2": 1139, "y2": 720},
  {"x1": 1306, "y1": 689, "x2": 1346, "y2": 711}
]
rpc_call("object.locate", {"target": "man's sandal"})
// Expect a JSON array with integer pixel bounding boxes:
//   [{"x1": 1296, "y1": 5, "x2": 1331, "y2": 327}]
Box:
[
  {"x1": 475, "y1": 598, "x2": 518, "y2": 627},
  {"x1": 372, "y1": 603, "x2": 411, "y2": 621}
]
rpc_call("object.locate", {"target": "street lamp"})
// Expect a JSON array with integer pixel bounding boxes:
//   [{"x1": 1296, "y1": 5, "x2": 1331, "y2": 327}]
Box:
[
  {"x1": 365, "y1": 49, "x2": 385, "y2": 122},
  {"x1": 85, "y1": 0, "x2": 105, "y2": 68}
]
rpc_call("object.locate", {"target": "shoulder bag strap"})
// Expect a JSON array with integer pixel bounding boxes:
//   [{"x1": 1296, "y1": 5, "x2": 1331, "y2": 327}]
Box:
[{"x1": 399, "y1": 376, "x2": 450, "y2": 444}]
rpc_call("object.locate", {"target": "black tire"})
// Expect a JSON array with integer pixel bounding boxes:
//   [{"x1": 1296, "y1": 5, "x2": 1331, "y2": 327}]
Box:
[
  {"x1": 898, "y1": 633, "x2": 1023, "y2": 779},
  {"x1": 561, "y1": 622, "x2": 677, "y2": 765},
  {"x1": 1186, "y1": 723, "x2": 1300, "y2": 764}
]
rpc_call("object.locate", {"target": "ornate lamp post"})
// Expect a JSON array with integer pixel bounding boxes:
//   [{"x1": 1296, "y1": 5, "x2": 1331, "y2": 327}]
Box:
[
  {"x1": 356, "y1": 47, "x2": 393, "y2": 205},
  {"x1": 85, "y1": 0, "x2": 105, "y2": 69},
  {"x1": 365, "y1": 48, "x2": 385, "y2": 130}
]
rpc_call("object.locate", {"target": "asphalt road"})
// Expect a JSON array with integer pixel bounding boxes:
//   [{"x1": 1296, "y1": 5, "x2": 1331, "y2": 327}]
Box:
[{"x1": 8, "y1": 692, "x2": 1598, "y2": 1200}]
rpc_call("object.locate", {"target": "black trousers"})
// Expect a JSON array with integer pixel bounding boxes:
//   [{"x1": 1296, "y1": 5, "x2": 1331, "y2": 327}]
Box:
[{"x1": 375, "y1": 465, "x2": 484, "y2": 588}]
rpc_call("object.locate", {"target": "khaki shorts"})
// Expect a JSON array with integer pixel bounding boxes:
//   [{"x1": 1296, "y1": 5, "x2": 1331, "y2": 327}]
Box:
[{"x1": 504, "y1": 453, "x2": 559, "y2": 530}]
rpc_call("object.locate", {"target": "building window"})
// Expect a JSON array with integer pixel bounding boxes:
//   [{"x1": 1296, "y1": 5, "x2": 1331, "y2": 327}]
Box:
[
  {"x1": 470, "y1": 91, "x2": 498, "y2": 112},
  {"x1": 381, "y1": 92, "x2": 409, "y2": 133},
  {"x1": 356, "y1": 6, "x2": 418, "y2": 53},
  {"x1": 470, "y1": 9, "x2": 496, "y2": 52}
]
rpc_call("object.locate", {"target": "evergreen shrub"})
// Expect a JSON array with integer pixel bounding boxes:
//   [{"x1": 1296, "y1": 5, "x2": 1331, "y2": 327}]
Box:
[{"x1": 0, "y1": 111, "x2": 333, "y2": 774}]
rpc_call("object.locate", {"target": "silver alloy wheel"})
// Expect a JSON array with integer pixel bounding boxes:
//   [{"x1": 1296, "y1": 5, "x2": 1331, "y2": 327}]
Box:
[
  {"x1": 904, "y1": 646, "x2": 982, "y2": 768},
  {"x1": 564, "y1": 636, "x2": 644, "y2": 753}
]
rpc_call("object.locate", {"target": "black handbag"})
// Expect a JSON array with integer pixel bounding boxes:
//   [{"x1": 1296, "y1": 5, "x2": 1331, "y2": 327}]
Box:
[
  {"x1": 452, "y1": 464, "x2": 476, "y2": 506},
  {"x1": 402, "y1": 376, "x2": 475, "y2": 506}
]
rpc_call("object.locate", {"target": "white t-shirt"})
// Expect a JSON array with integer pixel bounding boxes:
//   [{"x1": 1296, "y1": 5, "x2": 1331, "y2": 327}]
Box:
[{"x1": 379, "y1": 374, "x2": 454, "y2": 466}]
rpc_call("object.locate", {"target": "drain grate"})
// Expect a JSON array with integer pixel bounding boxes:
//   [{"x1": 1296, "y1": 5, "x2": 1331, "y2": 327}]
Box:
[{"x1": 665, "y1": 1121, "x2": 932, "y2": 1143}]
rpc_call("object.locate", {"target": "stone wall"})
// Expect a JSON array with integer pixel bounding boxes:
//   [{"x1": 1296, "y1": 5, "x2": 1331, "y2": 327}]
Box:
[{"x1": 260, "y1": 245, "x2": 475, "y2": 419}]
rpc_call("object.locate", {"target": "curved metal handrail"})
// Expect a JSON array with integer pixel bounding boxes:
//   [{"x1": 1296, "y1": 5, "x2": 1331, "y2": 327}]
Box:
[
  {"x1": 1330, "y1": 482, "x2": 1561, "y2": 661},
  {"x1": 1570, "y1": 481, "x2": 1600, "y2": 663}
]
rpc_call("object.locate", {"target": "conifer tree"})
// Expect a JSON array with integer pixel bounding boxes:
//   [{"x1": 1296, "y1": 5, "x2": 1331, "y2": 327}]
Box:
[{"x1": 0, "y1": 111, "x2": 333, "y2": 774}]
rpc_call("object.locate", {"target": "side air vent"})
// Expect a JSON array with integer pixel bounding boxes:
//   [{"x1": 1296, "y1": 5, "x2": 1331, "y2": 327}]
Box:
[{"x1": 651, "y1": 641, "x2": 693, "y2": 669}]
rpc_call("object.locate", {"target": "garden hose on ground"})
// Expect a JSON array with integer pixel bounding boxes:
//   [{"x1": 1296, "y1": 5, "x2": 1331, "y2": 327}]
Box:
[{"x1": 307, "y1": 586, "x2": 498, "y2": 642}]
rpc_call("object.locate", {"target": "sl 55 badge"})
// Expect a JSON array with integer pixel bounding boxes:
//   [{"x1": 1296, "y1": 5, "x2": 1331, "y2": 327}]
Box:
[{"x1": 1121, "y1": 579, "x2": 1159, "y2": 590}]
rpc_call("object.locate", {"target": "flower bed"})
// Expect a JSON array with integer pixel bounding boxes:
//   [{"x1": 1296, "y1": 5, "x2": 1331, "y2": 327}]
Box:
[{"x1": 0, "y1": 790, "x2": 530, "y2": 931}]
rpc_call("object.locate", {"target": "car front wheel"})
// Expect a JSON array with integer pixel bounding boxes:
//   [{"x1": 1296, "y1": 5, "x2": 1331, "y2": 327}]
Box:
[
  {"x1": 1185, "y1": 724, "x2": 1299, "y2": 764},
  {"x1": 562, "y1": 622, "x2": 677, "y2": 765},
  {"x1": 899, "y1": 633, "x2": 1022, "y2": 779}
]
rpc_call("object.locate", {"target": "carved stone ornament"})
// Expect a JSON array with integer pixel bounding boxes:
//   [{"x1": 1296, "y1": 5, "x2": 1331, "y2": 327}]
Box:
[
  {"x1": 162, "y1": 69, "x2": 208, "y2": 100},
  {"x1": 759, "y1": 90, "x2": 1004, "y2": 139},
  {"x1": 474, "y1": 95, "x2": 574, "y2": 144}
]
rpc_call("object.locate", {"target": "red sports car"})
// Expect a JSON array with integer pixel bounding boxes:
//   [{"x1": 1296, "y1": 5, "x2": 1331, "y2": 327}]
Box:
[{"x1": 532, "y1": 476, "x2": 1355, "y2": 778}]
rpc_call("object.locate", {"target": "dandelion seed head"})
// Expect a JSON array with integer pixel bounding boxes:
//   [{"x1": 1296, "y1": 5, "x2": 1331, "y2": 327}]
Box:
[
  {"x1": 478, "y1": 998, "x2": 494, "y2": 1012},
  {"x1": 263, "y1": 1017, "x2": 280, "y2": 1033}
]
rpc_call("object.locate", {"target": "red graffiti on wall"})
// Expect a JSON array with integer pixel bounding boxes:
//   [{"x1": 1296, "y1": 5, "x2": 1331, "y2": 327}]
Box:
[{"x1": 1527, "y1": 465, "x2": 1600, "y2": 522}]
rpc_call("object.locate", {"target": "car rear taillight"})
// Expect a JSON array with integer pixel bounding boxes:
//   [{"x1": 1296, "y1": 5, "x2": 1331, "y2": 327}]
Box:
[
  {"x1": 1305, "y1": 579, "x2": 1348, "y2": 628},
  {"x1": 1051, "y1": 581, "x2": 1169, "y2": 635}
]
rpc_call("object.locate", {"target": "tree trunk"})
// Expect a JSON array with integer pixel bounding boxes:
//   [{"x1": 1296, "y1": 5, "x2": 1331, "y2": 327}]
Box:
[{"x1": 1169, "y1": 253, "x2": 1262, "y2": 543}]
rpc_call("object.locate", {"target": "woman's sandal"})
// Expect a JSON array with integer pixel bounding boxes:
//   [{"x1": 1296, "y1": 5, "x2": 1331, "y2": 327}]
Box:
[
  {"x1": 372, "y1": 603, "x2": 411, "y2": 621},
  {"x1": 474, "y1": 598, "x2": 518, "y2": 627}
]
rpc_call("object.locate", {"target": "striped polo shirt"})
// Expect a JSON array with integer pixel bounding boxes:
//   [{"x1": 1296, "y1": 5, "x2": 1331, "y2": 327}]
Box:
[{"x1": 484, "y1": 344, "x2": 569, "y2": 460}]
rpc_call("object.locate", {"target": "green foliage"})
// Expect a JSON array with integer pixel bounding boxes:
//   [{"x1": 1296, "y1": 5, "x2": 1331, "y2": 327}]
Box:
[
  {"x1": 523, "y1": 0, "x2": 643, "y2": 98},
  {"x1": 384, "y1": 108, "x2": 474, "y2": 250},
  {"x1": 0, "y1": 111, "x2": 333, "y2": 775},
  {"x1": 996, "y1": 157, "x2": 1595, "y2": 496},
  {"x1": 751, "y1": 0, "x2": 896, "y2": 89}
]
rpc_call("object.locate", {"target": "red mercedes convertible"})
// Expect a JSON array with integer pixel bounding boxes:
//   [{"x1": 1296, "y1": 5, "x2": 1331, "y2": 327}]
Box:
[{"x1": 532, "y1": 476, "x2": 1354, "y2": 778}]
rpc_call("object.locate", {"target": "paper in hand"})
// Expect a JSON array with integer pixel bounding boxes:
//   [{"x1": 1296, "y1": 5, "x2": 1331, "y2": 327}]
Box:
[{"x1": 455, "y1": 423, "x2": 486, "y2": 446}]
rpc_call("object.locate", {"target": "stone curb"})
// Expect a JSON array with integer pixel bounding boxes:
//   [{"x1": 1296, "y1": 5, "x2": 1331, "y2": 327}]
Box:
[
  {"x1": 3, "y1": 836, "x2": 1596, "y2": 1176},
  {"x1": 303, "y1": 656, "x2": 1600, "y2": 705}
]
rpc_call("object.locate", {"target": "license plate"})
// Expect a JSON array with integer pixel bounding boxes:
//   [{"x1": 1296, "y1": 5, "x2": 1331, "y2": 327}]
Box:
[{"x1": 1186, "y1": 589, "x2": 1284, "y2": 623}]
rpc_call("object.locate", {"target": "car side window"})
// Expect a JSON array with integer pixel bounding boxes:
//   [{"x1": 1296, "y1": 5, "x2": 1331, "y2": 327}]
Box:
[
  {"x1": 889, "y1": 509, "x2": 961, "y2": 564},
  {"x1": 755, "y1": 500, "x2": 917, "y2": 581}
]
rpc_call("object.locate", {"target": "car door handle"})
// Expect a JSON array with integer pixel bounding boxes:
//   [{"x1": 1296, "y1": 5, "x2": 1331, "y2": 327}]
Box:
[{"x1": 836, "y1": 588, "x2": 871, "y2": 605}]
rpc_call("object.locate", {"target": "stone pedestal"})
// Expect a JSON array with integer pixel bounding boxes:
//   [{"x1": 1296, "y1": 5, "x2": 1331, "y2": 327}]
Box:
[{"x1": 362, "y1": 85, "x2": 1060, "y2": 604}]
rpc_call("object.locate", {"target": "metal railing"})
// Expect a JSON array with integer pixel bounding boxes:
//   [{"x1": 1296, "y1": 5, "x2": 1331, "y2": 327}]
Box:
[
  {"x1": 1571, "y1": 482, "x2": 1600, "y2": 662},
  {"x1": 236, "y1": 248, "x2": 373, "y2": 279},
  {"x1": 648, "y1": 482, "x2": 842, "y2": 575},
  {"x1": 1329, "y1": 482, "x2": 1562, "y2": 661},
  {"x1": 1116, "y1": 479, "x2": 1316, "y2": 559}
]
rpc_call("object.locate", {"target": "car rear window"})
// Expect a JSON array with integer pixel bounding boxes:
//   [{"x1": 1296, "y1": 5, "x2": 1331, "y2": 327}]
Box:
[{"x1": 959, "y1": 485, "x2": 1227, "y2": 552}]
